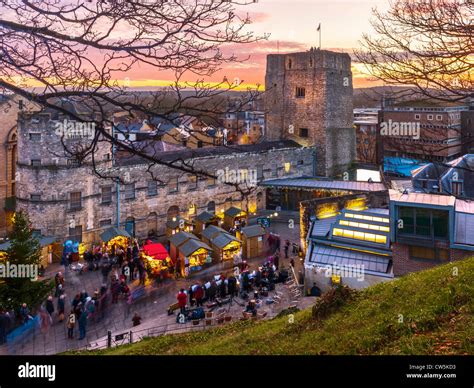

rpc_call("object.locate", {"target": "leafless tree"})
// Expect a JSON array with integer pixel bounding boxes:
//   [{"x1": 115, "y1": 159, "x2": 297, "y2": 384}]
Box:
[
  {"x1": 355, "y1": 0, "x2": 473, "y2": 103},
  {"x1": 0, "y1": 0, "x2": 268, "y2": 202}
]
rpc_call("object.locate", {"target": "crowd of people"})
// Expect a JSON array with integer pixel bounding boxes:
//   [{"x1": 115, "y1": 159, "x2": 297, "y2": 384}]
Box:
[{"x1": 175, "y1": 253, "x2": 290, "y2": 319}]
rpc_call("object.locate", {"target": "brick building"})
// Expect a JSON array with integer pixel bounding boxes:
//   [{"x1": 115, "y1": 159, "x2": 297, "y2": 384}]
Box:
[
  {"x1": 389, "y1": 190, "x2": 473, "y2": 276},
  {"x1": 379, "y1": 101, "x2": 469, "y2": 163},
  {"x1": 265, "y1": 48, "x2": 355, "y2": 177}
]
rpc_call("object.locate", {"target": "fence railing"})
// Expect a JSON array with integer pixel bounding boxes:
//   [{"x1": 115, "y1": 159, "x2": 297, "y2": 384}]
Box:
[{"x1": 82, "y1": 312, "x2": 234, "y2": 352}]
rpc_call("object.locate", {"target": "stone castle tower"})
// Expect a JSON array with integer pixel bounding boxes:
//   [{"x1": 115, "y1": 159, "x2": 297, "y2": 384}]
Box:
[{"x1": 265, "y1": 48, "x2": 356, "y2": 177}]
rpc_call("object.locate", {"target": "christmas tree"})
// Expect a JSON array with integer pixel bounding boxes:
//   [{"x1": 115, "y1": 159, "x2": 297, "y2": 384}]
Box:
[{"x1": 0, "y1": 211, "x2": 53, "y2": 312}]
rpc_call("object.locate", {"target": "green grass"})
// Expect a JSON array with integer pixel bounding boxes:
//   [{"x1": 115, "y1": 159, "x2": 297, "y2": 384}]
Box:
[{"x1": 70, "y1": 257, "x2": 474, "y2": 355}]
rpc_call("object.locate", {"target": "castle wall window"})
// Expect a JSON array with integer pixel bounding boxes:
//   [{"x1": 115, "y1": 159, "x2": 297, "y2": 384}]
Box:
[
  {"x1": 299, "y1": 128, "x2": 309, "y2": 138},
  {"x1": 188, "y1": 175, "x2": 198, "y2": 191},
  {"x1": 295, "y1": 87, "x2": 305, "y2": 98},
  {"x1": 69, "y1": 191, "x2": 82, "y2": 210},
  {"x1": 101, "y1": 186, "x2": 112, "y2": 204},
  {"x1": 168, "y1": 177, "x2": 179, "y2": 193},
  {"x1": 207, "y1": 177, "x2": 216, "y2": 187},
  {"x1": 99, "y1": 219, "x2": 112, "y2": 227},
  {"x1": 30, "y1": 194, "x2": 41, "y2": 202},
  {"x1": 124, "y1": 183, "x2": 136, "y2": 200},
  {"x1": 288, "y1": 59, "x2": 292, "y2": 69},
  {"x1": 147, "y1": 180, "x2": 158, "y2": 196},
  {"x1": 29, "y1": 133, "x2": 41, "y2": 141},
  {"x1": 31, "y1": 159, "x2": 41, "y2": 166}
]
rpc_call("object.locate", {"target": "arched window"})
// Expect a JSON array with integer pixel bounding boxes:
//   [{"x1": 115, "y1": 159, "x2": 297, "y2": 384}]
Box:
[{"x1": 167, "y1": 205, "x2": 180, "y2": 221}]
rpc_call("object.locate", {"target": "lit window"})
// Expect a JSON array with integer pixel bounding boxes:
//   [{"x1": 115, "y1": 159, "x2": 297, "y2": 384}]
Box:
[{"x1": 284, "y1": 162, "x2": 291, "y2": 173}]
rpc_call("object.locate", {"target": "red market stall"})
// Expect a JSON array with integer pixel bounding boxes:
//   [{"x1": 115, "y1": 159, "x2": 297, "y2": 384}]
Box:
[{"x1": 142, "y1": 241, "x2": 173, "y2": 278}]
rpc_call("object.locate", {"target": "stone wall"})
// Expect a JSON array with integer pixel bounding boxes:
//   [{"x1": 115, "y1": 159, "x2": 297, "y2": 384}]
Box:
[
  {"x1": 0, "y1": 96, "x2": 40, "y2": 237},
  {"x1": 265, "y1": 49, "x2": 355, "y2": 177},
  {"x1": 16, "y1": 114, "x2": 315, "y2": 243}
]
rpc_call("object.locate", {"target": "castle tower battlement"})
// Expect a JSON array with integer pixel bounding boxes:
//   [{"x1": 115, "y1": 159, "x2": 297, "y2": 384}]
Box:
[{"x1": 265, "y1": 48, "x2": 356, "y2": 177}]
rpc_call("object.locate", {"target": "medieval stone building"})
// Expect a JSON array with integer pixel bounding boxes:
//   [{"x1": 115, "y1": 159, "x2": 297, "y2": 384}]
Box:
[
  {"x1": 15, "y1": 107, "x2": 314, "y2": 243},
  {"x1": 265, "y1": 48, "x2": 355, "y2": 177}
]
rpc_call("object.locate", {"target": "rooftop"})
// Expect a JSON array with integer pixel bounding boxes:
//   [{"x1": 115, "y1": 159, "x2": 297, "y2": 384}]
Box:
[
  {"x1": 261, "y1": 178, "x2": 387, "y2": 192},
  {"x1": 389, "y1": 190, "x2": 456, "y2": 207},
  {"x1": 116, "y1": 140, "x2": 304, "y2": 167}
]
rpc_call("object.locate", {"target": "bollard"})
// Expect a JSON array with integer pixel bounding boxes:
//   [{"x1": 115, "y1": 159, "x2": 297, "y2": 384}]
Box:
[{"x1": 107, "y1": 330, "x2": 112, "y2": 348}]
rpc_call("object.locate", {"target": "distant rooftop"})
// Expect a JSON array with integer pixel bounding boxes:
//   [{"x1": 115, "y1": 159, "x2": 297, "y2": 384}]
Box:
[
  {"x1": 261, "y1": 178, "x2": 387, "y2": 192},
  {"x1": 389, "y1": 190, "x2": 456, "y2": 207},
  {"x1": 116, "y1": 140, "x2": 304, "y2": 166}
]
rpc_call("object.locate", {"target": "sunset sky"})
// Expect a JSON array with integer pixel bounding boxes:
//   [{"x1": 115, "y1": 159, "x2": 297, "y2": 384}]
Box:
[{"x1": 122, "y1": 0, "x2": 391, "y2": 89}]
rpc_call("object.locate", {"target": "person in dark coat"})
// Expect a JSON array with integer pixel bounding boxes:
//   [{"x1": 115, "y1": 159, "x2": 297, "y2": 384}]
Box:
[
  {"x1": 208, "y1": 281, "x2": 217, "y2": 302},
  {"x1": 284, "y1": 240, "x2": 290, "y2": 258},
  {"x1": 57, "y1": 295, "x2": 65, "y2": 322},
  {"x1": 242, "y1": 272, "x2": 250, "y2": 293},
  {"x1": 227, "y1": 276, "x2": 237, "y2": 297},
  {"x1": 273, "y1": 253, "x2": 280, "y2": 270},
  {"x1": 78, "y1": 310, "x2": 88, "y2": 340},
  {"x1": 45, "y1": 296, "x2": 55, "y2": 317},
  {"x1": 310, "y1": 283, "x2": 321, "y2": 297},
  {"x1": 132, "y1": 313, "x2": 142, "y2": 327},
  {"x1": 219, "y1": 278, "x2": 227, "y2": 298}
]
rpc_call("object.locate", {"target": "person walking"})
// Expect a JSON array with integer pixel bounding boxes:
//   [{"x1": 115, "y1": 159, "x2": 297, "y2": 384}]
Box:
[
  {"x1": 284, "y1": 240, "x2": 290, "y2": 259},
  {"x1": 78, "y1": 310, "x2": 88, "y2": 340},
  {"x1": 194, "y1": 285, "x2": 204, "y2": 307},
  {"x1": 132, "y1": 313, "x2": 142, "y2": 327},
  {"x1": 177, "y1": 289, "x2": 187, "y2": 314},
  {"x1": 66, "y1": 310, "x2": 75, "y2": 339},
  {"x1": 19, "y1": 303, "x2": 30, "y2": 324},
  {"x1": 274, "y1": 253, "x2": 280, "y2": 270},
  {"x1": 57, "y1": 294, "x2": 65, "y2": 322},
  {"x1": 45, "y1": 296, "x2": 55, "y2": 317}
]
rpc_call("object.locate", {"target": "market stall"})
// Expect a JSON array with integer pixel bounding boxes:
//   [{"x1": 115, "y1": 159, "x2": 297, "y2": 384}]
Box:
[
  {"x1": 202, "y1": 225, "x2": 241, "y2": 262},
  {"x1": 178, "y1": 239, "x2": 213, "y2": 277},
  {"x1": 1, "y1": 236, "x2": 58, "y2": 267},
  {"x1": 168, "y1": 231, "x2": 200, "y2": 262},
  {"x1": 166, "y1": 217, "x2": 194, "y2": 237},
  {"x1": 141, "y1": 242, "x2": 173, "y2": 279},
  {"x1": 239, "y1": 225, "x2": 266, "y2": 260},
  {"x1": 223, "y1": 206, "x2": 247, "y2": 230},
  {"x1": 99, "y1": 227, "x2": 131, "y2": 253},
  {"x1": 194, "y1": 211, "x2": 219, "y2": 237}
]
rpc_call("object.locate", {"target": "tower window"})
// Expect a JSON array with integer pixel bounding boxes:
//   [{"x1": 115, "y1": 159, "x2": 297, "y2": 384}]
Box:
[
  {"x1": 299, "y1": 128, "x2": 309, "y2": 138},
  {"x1": 295, "y1": 87, "x2": 305, "y2": 98},
  {"x1": 288, "y1": 59, "x2": 292, "y2": 69}
]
